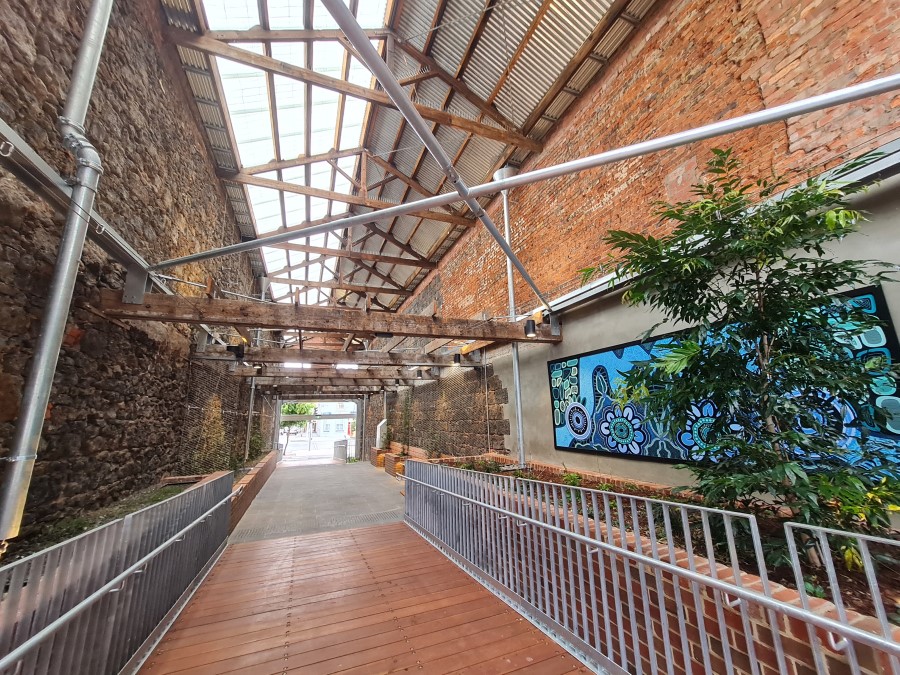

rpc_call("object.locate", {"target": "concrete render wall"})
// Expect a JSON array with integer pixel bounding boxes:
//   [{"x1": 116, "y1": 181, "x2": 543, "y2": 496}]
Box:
[{"x1": 491, "y1": 175, "x2": 900, "y2": 485}]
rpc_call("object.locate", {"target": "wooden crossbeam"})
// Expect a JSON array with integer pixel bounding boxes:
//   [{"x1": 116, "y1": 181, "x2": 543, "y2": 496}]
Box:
[
  {"x1": 254, "y1": 377, "x2": 419, "y2": 386},
  {"x1": 267, "y1": 276, "x2": 410, "y2": 296},
  {"x1": 206, "y1": 28, "x2": 391, "y2": 42},
  {"x1": 392, "y1": 39, "x2": 517, "y2": 131},
  {"x1": 266, "y1": 243, "x2": 434, "y2": 269},
  {"x1": 166, "y1": 29, "x2": 542, "y2": 152},
  {"x1": 366, "y1": 153, "x2": 437, "y2": 200},
  {"x1": 194, "y1": 346, "x2": 480, "y2": 367},
  {"x1": 243, "y1": 147, "x2": 365, "y2": 175},
  {"x1": 99, "y1": 290, "x2": 559, "y2": 342},
  {"x1": 224, "y1": 172, "x2": 472, "y2": 228}
]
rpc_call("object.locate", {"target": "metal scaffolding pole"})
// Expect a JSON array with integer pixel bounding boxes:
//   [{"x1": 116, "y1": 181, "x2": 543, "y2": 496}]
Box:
[
  {"x1": 0, "y1": 0, "x2": 114, "y2": 545},
  {"x1": 146, "y1": 71, "x2": 900, "y2": 273},
  {"x1": 322, "y1": 0, "x2": 551, "y2": 309},
  {"x1": 495, "y1": 167, "x2": 526, "y2": 466}
]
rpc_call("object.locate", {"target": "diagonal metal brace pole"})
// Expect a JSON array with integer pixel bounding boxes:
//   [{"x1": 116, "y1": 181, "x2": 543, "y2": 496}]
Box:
[{"x1": 321, "y1": 0, "x2": 552, "y2": 311}]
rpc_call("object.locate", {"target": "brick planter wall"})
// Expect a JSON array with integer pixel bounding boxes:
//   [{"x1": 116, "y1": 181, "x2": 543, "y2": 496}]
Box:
[{"x1": 229, "y1": 451, "x2": 277, "y2": 532}]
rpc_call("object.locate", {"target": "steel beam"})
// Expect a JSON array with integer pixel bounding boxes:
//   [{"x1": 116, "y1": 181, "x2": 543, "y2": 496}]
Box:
[
  {"x1": 322, "y1": 0, "x2": 552, "y2": 310},
  {"x1": 146, "y1": 71, "x2": 900, "y2": 270},
  {"x1": 1, "y1": 0, "x2": 114, "y2": 544}
]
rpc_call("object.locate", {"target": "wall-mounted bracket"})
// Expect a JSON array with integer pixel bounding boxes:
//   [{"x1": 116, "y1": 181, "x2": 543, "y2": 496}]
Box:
[
  {"x1": 123, "y1": 267, "x2": 150, "y2": 304},
  {"x1": 549, "y1": 313, "x2": 561, "y2": 337}
]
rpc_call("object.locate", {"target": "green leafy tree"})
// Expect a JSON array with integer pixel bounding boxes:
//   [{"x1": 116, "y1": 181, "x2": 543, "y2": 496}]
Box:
[
  {"x1": 280, "y1": 401, "x2": 316, "y2": 446},
  {"x1": 593, "y1": 149, "x2": 900, "y2": 555}
]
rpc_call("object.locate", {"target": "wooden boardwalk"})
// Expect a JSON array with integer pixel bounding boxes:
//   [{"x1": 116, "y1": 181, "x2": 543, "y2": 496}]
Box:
[{"x1": 139, "y1": 523, "x2": 588, "y2": 674}]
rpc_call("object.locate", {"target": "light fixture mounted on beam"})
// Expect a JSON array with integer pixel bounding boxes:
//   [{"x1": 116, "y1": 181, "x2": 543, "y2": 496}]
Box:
[
  {"x1": 453, "y1": 354, "x2": 461, "y2": 366},
  {"x1": 524, "y1": 320, "x2": 537, "y2": 338}
]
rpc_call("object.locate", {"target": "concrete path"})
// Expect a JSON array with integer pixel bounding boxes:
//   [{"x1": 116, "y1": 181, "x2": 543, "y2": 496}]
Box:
[{"x1": 229, "y1": 462, "x2": 405, "y2": 544}]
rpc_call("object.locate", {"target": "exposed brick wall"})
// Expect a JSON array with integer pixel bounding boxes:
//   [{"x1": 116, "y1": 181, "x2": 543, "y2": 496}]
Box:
[
  {"x1": 402, "y1": 0, "x2": 900, "y2": 321},
  {"x1": 0, "y1": 0, "x2": 255, "y2": 529}
]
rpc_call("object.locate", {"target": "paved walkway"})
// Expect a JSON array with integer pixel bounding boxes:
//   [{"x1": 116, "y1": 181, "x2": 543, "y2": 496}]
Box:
[
  {"x1": 139, "y1": 524, "x2": 588, "y2": 674},
  {"x1": 230, "y1": 462, "x2": 405, "y2": 544}
]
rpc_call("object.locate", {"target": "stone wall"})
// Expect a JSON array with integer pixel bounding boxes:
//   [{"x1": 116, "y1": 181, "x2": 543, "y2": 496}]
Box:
[
  {"x1": 0, "y1": 0, "x2": 255, "y2": 530},
  {"x1": 401, "y1": 0, "x2": 900, "y2": 320},
  {"x1": 366, "y1": 365, "x2": 509, "y2": 458}
]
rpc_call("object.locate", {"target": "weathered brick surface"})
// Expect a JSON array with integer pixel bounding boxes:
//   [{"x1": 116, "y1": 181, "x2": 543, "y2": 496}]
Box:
[
  {"x1": 0, "y1": 0, "x2": 254, "y2": 528},
  {"x1": 402, "y1": 0, "x2": 900, "y2": 320}
]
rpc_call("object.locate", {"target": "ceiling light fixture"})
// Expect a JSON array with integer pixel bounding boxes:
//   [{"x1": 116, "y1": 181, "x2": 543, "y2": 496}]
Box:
[
  {"x1": 524, "y1": 319, "x2": 537, "y2": 338},
  {"x1": 453, "y1": 354, "x2": 461, "y2": 366}
]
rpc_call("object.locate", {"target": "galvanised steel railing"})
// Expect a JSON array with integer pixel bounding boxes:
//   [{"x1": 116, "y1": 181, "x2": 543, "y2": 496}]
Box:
[
  {"x1": 0, "y1": 473, "x2": 234, "y2": 675},
  {"x1": 405, "y1": 461, "x2": 900, "y2": 675}
]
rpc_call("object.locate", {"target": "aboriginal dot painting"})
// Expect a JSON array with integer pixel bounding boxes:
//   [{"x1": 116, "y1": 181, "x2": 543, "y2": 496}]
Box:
[{"x1": 548, "y1": 286, "x2": 900, "y2": 462}]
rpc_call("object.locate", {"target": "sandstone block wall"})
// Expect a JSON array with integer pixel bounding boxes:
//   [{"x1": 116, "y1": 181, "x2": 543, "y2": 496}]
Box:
[{"x1": 0, "y1": 0, "x2": 254, "y2": 529}]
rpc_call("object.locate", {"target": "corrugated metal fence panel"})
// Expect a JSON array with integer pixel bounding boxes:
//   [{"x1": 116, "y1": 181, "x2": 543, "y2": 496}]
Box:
[{"x1": 0, "y1": 473, "x2": 233, "y2": 675}]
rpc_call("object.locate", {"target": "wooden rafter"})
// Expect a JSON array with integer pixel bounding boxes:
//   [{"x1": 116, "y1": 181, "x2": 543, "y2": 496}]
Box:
[
  {"x1": 267, "y1": 276, "x2": 410, "y2": 296},
  {"x1": 224, "y1": 172, "x2": 472, "y2": 227},
  {"x1": 166, "y1": 28, "x2": 542, "y2": 152},
  {"x1": 242, "y1": 147, "x2": 365, "y2": 175},
  {"x1": 98, "y1": 290, "x2": 561, "y2": 342},
  {"x1": 266, "y1": 242, "x2": 435, "y2": 269},
  {"x1": 392, "y1": 38, "x2": 517, "y2": 131}
]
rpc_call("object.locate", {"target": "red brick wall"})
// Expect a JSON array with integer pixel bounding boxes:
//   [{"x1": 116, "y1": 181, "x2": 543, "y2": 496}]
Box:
[{"x1": 403, "y1": 0, "x2": 900, "y2": 319}]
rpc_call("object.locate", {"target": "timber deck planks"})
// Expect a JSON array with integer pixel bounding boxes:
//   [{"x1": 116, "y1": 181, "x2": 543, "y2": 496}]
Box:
[{"x1": 139, "y1": 523, "x2": 588, "y2": 674}]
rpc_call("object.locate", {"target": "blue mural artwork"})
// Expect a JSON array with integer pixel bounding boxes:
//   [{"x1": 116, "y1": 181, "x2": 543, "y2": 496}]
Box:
[{"x1": 548, "y1": 286, "x2": 900, "y2": 462}]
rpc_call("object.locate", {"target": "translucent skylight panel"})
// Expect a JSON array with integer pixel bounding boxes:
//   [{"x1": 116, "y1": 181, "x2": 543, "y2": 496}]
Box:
[
  {"x1": 270, "y1": 283, "x2": 291, "y2": 301},
  {"x1": 339, "y1": 95, "x2": 367, "y2": 151},
  {"x1": 309, "y1": 87, "x2": 340, "y2": 154},
  {"x1": 347, "y1": 55, "x2": 374, "y2": 88},
  {"x1": 218, "y1": 47, "x2": 274, "y2": 167},
  {"x1": 246, "y1": 184, "x2": 282, "y2": 234},
  {"x1": 355, "y1": 0, "x2": 388, "y2": 29},
  {"x1": 273, "y1": 76, "x2": 305, "y2": 160},
  {"x1": 283, "y1": 192, "x2": 306, "y2": 224},
  {"x1": 312, "y1": 42, "x2": 345, "y2": 78},
  {"x1": 307, "y1": 262, "x2": 323, "y2": 280},
  {"x1": 310, "y1": 198, "x2": 330, "y2": 220},
  {"x1": 203, "y1": 0, "x2": 259, "y2": 30},
  {"x1": 334, "y1": 175, "x2": 351, "y2": 195},
  {"x1": 310, "y1": 162, "x2": 335, "y2": 190},
  {"x1": 308, "y1": 232, "x2": 328, "y2": 247},
  {"x1": 267, "y1": 0, "x2": 304, "y2": 29},
  {"x1": 312, "y1": 0, "x2": 342, "y2": 29}
]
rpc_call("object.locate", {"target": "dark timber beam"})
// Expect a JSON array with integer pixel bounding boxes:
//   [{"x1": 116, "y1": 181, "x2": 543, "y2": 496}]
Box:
[
  {"x1": 98, "y1": 290, "x2": 560, "y2": 342},
  {"x1": 206, "y1": 28, "x2": 391, "y2": 41},
  {"x1": 231, "y1": 366, "x2": 435, "y2": 379},
  {"x1": 195, "y1": 346, "x2": 480, "y2": 367}
]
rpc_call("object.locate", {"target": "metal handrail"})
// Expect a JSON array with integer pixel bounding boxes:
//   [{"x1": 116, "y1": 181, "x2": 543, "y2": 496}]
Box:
[
  {"x1": 0, "y1": 486, "x2": 241, "y2": 671},
  {"x1": 404, "y1": 469, "x2": 900, "y2": 659}
]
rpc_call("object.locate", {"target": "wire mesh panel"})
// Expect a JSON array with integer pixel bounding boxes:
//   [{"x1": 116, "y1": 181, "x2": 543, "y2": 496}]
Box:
[
  {"x1": 0, "y1": 473, "x2": 233, "y2": 675},
  {"x1": 405, "y1": 461, "x2": 900, "y2": 675},
  {"x1": 176, "y1": 360, "x2": 248, "y2": 474}
]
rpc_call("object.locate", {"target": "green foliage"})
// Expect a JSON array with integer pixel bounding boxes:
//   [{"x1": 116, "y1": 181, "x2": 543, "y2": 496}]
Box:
[
  {"x1": 602, "y1": 149, "x2": 900, "y2": 556},
  {"x1": 280, "y1": 402, "x2": 315, "y2": 432},
  {"x1": 561, "y1": 472, "x2": 583, "y2": 487},
  {"x1": 382, "y1": 424, "x2": 393, "y2": 450},
  {"x1": 401, "y1": 390, "x2": 413, "y2": 455}
]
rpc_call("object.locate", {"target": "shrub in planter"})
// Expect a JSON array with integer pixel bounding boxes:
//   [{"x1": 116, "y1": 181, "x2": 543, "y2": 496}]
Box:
[{"x1": 589, "y1": 149, "x2": 900, "y2": 564}]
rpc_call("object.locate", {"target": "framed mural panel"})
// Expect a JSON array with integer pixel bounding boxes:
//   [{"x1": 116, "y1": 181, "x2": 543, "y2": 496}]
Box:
[{"x1": 548, "y1": 286, "x2": 900, "y2": 463}]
